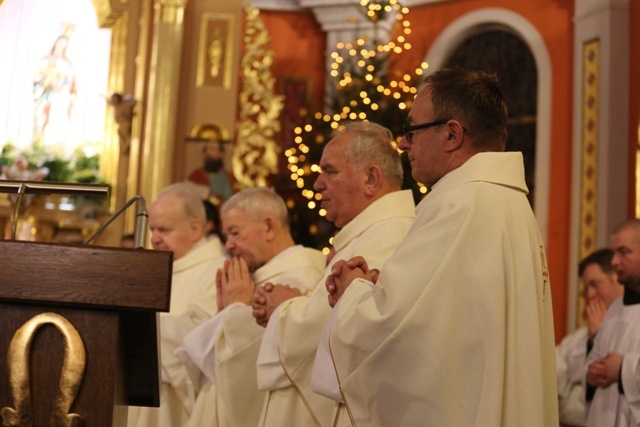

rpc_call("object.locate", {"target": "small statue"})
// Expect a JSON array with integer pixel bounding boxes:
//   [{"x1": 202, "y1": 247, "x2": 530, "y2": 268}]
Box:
[{"x1": 108, "y1": 93, "x2": 136, "y2": 155}]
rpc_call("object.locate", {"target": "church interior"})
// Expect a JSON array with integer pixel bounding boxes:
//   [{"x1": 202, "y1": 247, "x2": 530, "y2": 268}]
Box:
[{"x1": 0, "y1": 0, "x2": 638, "y2": 351}]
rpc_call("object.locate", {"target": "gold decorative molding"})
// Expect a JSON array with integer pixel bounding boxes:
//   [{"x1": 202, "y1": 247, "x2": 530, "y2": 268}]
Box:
[
  {"x1": 196, "y1": 14, "x2": 234, "y2": 89},
  {"x1": 104, "y1": 11, "x2": 130, "y2": 214},
  {"x1": 92, "y1": 0, "x2": 124, "y2": 28},
  {"x1": 232, "y1": 7, "x2": 284, "y2": 188},
  {"x1": 156, "y1": 0, "x2": 187, "y2": 24},
  {"x1": 577, "y1": 38, "x2": 600, "y2": 325},
  {"x1": 1, "y1": 313, "x2": 86, "y2": 427},
  {"x1": 139, "y1": 0, "x2": 186, "y2": 202}
]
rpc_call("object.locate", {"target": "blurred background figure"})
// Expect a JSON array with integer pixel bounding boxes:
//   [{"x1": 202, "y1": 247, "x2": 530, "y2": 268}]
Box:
[
  {"x1": 556, "y1": 248, "x2": 622, "y2": 427},
  {"x1": 188, "y1": 137, "x2": 234, "y2": 206}
]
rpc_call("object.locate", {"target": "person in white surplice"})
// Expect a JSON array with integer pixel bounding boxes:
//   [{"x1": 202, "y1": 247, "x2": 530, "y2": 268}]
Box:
[
  {"x1": 312, "y1": 68, "x2": 558, "y2": 426},
  {"x1": 556, "y1": 248, "x2": 622, "y2": 427},
  {"x1": 127, "y1": 182, "x2": 226, "y2": 427},
  {"x1": 585, "y1": 219, "x2": 640, "y2": 427},
  {"x1": 175, "y1": 187, "x2": 326, "y2": 427},
  {"x1": 251, "y1": 121, "x2": 416, "y2": 427}
]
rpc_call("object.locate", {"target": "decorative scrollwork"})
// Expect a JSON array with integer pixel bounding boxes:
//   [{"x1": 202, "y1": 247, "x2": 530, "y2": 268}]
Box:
[
  {"x1": 232, "y1": 6, "x2": 284, "y2": 189},
  {"x1": 1, "y1": 313, "x2": 86, "y2": 427}
]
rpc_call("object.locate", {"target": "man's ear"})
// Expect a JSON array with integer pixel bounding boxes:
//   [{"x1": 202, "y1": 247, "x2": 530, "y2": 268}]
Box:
[
  {"x1": 363, "y1": 165, "x2": 382, "y2": 196},
  {"x1": 190, "y1": 217, "x2": 204, "y2": 240},
  {"x1": 443, "y1": 120, "x2": 465, "y2": 152},
  {"x1": 264, "y1": 216, "x2": 278, "y2": 242}
]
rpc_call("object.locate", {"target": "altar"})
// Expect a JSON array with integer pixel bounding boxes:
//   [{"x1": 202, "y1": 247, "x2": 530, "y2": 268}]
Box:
[{"x1": 0, "y1": 190, "x2": 111, "y2": 245}]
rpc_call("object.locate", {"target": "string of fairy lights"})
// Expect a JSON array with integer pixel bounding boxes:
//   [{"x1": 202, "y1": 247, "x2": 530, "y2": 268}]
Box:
[{"x1": 284, "y1": 0, "x2": 428, "y2": 248}]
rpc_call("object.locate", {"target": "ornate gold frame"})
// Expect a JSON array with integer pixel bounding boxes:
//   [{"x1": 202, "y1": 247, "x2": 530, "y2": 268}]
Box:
[
  {"x1": 196, "y1": 13, "x2": 234, "y2": 89},
  {"x1": 577, "y1": 38, "x2": 600, "y2": 325}
]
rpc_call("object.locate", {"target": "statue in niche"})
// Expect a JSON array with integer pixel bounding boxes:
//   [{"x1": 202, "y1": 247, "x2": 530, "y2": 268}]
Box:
[
  {"x1": 108, "y1": 93, "x2": 136, "y2": 155},
  {"x1": 208, "y1": 29, "x2": 224, "y2": 78},
  {"x1": 33, "y1": 27, "x2": 77, "y2": 151}
]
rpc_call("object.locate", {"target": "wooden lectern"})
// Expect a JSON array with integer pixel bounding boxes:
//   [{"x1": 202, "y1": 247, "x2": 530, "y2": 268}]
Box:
[{"x1": 0, "y1": 240, "x2": 172, "y2": 427}]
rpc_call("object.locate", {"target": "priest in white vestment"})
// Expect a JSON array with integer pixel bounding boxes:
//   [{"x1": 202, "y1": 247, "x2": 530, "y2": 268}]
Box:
[
  {"x1": 251, "y1": 121, "x2": 415, "y2": 427},
  {"x1": 127, "y1": 183, "x2": 226, "y2": 427},
  {"x1": 585, "y1": 220, "x2": 640, "y2": 427},
  {"x1": 313, "y1": 69, "x2": 558, "y2": 426},
  {"x1": 177, "y1": 187, "x2": 326, "y2": 427},
  {"x1": 556, "y1": 248, "x2": 622, "y2": 426}
]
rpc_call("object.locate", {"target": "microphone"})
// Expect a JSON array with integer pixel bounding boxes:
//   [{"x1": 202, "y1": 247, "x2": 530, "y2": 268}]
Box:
[{"x1": 84, "y1": 195, "x2": 148, "y2": 249}]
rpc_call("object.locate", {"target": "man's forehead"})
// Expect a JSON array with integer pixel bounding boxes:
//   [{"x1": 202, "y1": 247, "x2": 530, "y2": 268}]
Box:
[
  {"x1": 222, "y1": 208, "x2": 256, "y2": 227},
  {"x1": 409, "y1": 88, "x2": 433, "y2": 121}
]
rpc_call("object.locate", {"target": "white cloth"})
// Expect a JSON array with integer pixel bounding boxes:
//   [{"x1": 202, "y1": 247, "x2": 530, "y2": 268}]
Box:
[
  {"x1": 256, "y1": 190, "x2": 416, "y2": 427},
  {"x1": 586, "y1": 301, "x2": 640, "y2": 427},
  {"x1": 312, "y1": 152, "x2": 558, "y2": 427},
  {"x1": 127, "y1": 237, "x2": 226, "y2": 427},
  {"x1": 556, "y1": 326, "x2": 588, "y2": 426},
  {"x1": 178, "y1": 245, "x2": 326, "y2": 427}
]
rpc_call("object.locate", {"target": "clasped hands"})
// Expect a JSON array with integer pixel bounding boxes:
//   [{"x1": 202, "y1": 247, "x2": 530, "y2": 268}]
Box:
[
  {"x1": 251, "y1": 283, "x2": 302, "y2": 327},
  {"x1": 325, "y1": 256, "x2": 379, "y2": 308},
  {"x1": 216, "y1": 258, "x2": 255, "y2": 311},
  {"x1": 587, "y1": 352, "x2": 624, "y2": 389}
]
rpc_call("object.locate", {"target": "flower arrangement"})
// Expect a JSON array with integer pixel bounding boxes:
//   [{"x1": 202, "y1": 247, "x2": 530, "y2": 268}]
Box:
[
  {"x1": 0, "y1": 142, "x2": 108, "y2": 210},
  {"x1": 0, "y1": 142, "x2": 103, "y2": 185}
]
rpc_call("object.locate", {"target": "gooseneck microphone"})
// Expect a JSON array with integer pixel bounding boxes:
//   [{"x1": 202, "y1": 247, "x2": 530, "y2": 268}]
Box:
[{"x1": 83, "y1": 195, "x2": 148, "y2": 249}]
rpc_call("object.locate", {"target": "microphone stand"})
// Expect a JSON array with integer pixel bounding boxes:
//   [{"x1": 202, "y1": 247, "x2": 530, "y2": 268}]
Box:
[{"x1": 83, "y1": 195, "x2": 148, "y2": 249}]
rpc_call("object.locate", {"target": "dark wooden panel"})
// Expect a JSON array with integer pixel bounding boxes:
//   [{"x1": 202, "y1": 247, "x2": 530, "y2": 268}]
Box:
[{"x1": 0, "y1": 241, "x2": 172, "y2": 312}]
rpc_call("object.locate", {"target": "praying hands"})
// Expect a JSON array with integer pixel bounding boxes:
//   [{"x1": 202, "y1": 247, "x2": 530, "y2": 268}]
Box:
[
  {"x1": 251, "y1": 283, "x2": 302, "y2": 327},
  {"x1": 325, "y1": 256, "x2": 379, "y2": 308},
  {"x1": 216, "y1": 257, "x2": 255, "y2": 311}
]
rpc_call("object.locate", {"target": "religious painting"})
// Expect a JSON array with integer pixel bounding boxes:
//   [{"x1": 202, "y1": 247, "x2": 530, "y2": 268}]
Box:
[
  {"x1": 0, "y1": 0, "x2": 111, "y2": 168},
  {"x1": 196, "y1": 14, "x2": 235, "y2": 89}
]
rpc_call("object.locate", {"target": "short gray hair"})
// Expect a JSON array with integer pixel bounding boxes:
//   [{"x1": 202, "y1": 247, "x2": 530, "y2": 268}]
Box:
[
  {"x1": 157, "y1": 182, "x2": 206, "y2": 224},
  {"x1": 334, "y1": 121, "x2": 403, "y2": 186},
  {"x1": 221, "y1": 187, "x2": 290, "y2": 230}
]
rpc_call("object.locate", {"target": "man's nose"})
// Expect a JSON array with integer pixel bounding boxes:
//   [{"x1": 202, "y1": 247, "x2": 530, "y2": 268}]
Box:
[{"x1": 398, "y1": 135, "x2": 410, "y2": 151}]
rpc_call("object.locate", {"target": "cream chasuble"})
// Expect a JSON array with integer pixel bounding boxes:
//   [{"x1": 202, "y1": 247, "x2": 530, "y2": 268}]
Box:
[
  {"x1": 128, "y1": 237, "x2": 226, "y2": 427},
  {"x1": 256, "y1": 190, "x2": 415, "y2": 427},
  {"x1": 179, "y1": 245, "x2": 326, "y2": 427},
  {"x1": 586, "y1": 299, "x2": 640, "y2": 427},
  {"x1": 313, "y1": 152, "x2": 558, "y2": 427}
]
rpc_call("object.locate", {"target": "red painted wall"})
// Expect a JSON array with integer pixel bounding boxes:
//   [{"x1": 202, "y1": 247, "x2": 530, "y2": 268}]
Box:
[{"x1": 260, "y1": 10, "x2": 326, "y2": 111}]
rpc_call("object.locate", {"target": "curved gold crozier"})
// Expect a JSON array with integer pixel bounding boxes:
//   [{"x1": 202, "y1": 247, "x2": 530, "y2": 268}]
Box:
[{"x1": 1, "y1": 313, "x2": 86, "y2": 427}]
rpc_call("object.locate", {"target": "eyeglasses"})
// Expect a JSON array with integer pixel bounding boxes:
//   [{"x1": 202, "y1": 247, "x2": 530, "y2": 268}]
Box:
[
  {"x1": 402, "y1": 119, "x2": 449, "y2": 143},
  {"x1": 402, "y1": 119, "x2": 467, "y2": 143}
]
